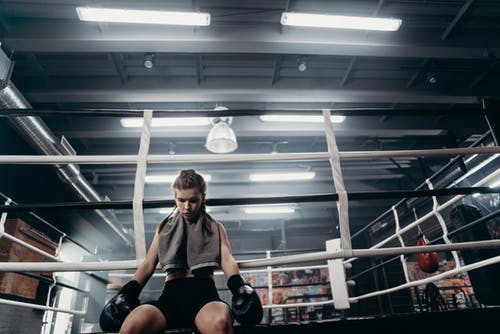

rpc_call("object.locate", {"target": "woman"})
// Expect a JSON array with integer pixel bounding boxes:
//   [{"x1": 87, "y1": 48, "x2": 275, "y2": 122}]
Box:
[{"x1": 99, "y1": 169, "x2": 262, "y2": 333}]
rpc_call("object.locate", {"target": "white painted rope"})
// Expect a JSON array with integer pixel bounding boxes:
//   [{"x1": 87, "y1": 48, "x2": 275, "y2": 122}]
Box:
[
  {"x1": 323, "y1": 109, "x2": 351, "y2": 250},
  {"x1": 2, "y1": 239, "x2": 499, "y2": 272},
  {"x1": 0, "y1": 146, "x2": 498, "y2": 164},
  {"x1": 0, "y1": 298, "x2": 86, "y2": 315},
  {"x1": 350, "y1": 254, "x2": 500, "y2": 303},
  {"x1": 132, "y1": 110, "x2": 152, "y2": 261},
  {"x1": 392, "y1": 206, "x2": 410, "y2": 284},
  {"x1": 345, "y1": 167, "x2": 500, "y2": 265}
]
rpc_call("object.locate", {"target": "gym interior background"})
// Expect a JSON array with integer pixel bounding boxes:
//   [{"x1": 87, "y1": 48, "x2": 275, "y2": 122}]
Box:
[{"x1": 0, "y1": 1, "x2": 499, "y2": 333}]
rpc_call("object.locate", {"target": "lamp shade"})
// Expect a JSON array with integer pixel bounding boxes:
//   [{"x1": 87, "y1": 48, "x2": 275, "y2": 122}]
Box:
[{"x1": 206, "y1": 121, "x2": 238, "y2": 153}]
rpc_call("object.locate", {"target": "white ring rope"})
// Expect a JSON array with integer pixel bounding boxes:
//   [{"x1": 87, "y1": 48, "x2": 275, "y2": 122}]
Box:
[
  {"x1": 392, "y1": 206, "x2": 410, "y2": 283},
  {"x1": 0, "y1": 298, "x2": 86, "y2": 315},
  {"x1": 2, "y1": 239, "x2": 499, "y2": 272},
  {"x1": 109, "y1": 264, "x2": 330, "y2": 278},
  {"x1": 263, "y1": 299, "x2": 334, "y2": 309},
  {"x1": 2, "y1": 232, "x2": 59, "y2": 261},
  {"x1": 323, "y1": 109, "x2": 351, "y2": 250},
  {"x1": 425, "y1": 179, "x2": 461, "y2": 268},
  {"x1": 350, "y1": 254, "x2": 500, "y2": 303},
  {"x1": 0, "y1": 146, "x2": 498, "y2": 164},
  {"x1": 132, "y1": 109, "x2": 152, "y2": 261},
  {"x1": 345, "y1": 167, "x2": 500, "y2": 264}
]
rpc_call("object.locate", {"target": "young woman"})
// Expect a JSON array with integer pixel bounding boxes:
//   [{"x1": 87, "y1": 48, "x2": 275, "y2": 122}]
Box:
[{"x1": 99, "y1": 169, "x2": 262, "y2": 333}]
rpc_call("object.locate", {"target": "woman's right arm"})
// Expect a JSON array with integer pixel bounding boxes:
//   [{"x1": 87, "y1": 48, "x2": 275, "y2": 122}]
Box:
[{"x1": 132, "y1": 228, "x2": 160, "y2": 288}]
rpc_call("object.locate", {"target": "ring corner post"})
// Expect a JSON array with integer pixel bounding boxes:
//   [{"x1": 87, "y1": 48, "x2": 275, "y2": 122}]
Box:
[{"x1": 326, "y1": 238, "x2": 350, "y2": 310}]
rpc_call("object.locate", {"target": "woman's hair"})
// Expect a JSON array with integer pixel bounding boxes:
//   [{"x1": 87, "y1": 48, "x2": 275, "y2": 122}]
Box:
[
  {"x1": 157, "y1": 169, "x2": 208, "y2": 234},
  {"x1": 171, "y1": 169, "x2": 207, "y2": 195}
]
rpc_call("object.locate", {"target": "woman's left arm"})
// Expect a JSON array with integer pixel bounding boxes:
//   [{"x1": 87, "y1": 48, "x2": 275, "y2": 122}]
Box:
[{"x1": 218, "y1": 223, "x2": 240, "y2": 277}]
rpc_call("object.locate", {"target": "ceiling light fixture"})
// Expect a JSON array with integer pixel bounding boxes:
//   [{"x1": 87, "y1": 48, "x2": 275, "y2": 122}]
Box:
[
  {"x1": 76, "y1": 7, "x2": 211, "y2": 26},
  {"x1": 146, "y1": 174, "x2": 212, "y2": 183},
  {"x1": 206, "y1": 117, "x2": 238, "y2": 154},
  {"x1": 249, "y1": 172, "x2": 315, "y2": 182},
  {"x1": 281, "y1": 12, "x2": 402, "y2": 31},
  {"x1": 120, "y1": 117, "x2": 211, "y2": 127},
  {"x1": 426, "y1": 71, "x2": 437, "y2": 84},
  {"x1": 244, "y1": 206, "x2": 295, "y2": 214},
  {"x1": 259, "y1": 114, "x2": 345, "y2": 123},
  {"x1": 206, "y1": 104, "x2": 237, "y2": 154},
  {"x1": 143, "y1": 53, "x2": 155, "y2": 69},
  {"x1": 297, "y1": 58, "x2": 308, "y2": 72}
]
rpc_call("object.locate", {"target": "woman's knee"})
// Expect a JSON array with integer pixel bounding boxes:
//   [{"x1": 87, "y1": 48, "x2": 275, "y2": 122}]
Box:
[
  {"x1": 210, "y1": 310, "x2": 233, "y2": 332},
  {"x1": 119, "y1": 320, "x2": 143, "y2": 334},
  {"x1": 119, "y1": 305, "x2": 166, "y2": 334}
]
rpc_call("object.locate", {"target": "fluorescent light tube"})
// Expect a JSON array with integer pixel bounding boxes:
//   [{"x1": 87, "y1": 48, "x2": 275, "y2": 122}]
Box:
[
  {"x1": 159, "y1": 207, "x2": 211, "y2": 214},
  {"x1": 260, "y1": 115, "x2": 345, "y2": 123},
  {"x1": 146, "y1": 174, "x2": 212, "y2": 183},
  {"x1": 281, "y1": 12, "x2": 402, "y2": 31},
  {"x1": 489, "y1": 178, "x2": 500, "y2": 188},
  {"x1": 249, "y1": 172, "x2": 315, "y2": 182},
  {"x1": 244, "y1": 207, "x2": 295, "y2": 214},
  {"x1": 76, "y1": 7, "x2": 210, "y2": 26},
  {"x1": 121, "y1": 117, "x2": 211, "y2": 127}
]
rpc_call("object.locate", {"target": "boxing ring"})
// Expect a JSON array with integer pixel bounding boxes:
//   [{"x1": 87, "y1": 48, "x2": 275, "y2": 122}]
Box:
[{"x1": 1, "y1": 107, "x2": 500, "y2": 333}]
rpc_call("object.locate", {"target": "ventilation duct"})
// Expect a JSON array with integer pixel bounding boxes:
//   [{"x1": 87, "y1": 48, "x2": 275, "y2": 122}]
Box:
[{"x1": 0, "y1": 75, "x2": 132, "y2": 246}]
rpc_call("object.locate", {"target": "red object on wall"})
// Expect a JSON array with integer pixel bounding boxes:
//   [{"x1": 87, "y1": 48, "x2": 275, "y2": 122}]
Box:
[{"x1": 416, "y1": 234, "x2": 440, "y2": 274}]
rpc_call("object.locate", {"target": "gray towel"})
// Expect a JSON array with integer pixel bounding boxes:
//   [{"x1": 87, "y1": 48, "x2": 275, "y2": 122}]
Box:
[{"x1": 158, "y1": 208, "x2": 221, "y2": 272}]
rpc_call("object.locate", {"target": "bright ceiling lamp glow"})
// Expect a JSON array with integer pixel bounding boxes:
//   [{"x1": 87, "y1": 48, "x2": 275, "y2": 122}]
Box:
[
  {"x1": 260, "y1": 115, "x2": 345, "y2": 123},
  {"x1": 159, "y1": 207, "x2": 211, "y2": 214},
  {"x1": 121, "y1": 117, "x2": 211, "y2": 128},
  {"x1": 281, "y1": 12, "x2": 402, "y2": 31},
  {"x1": 146, "y1": 174, "x2": 212, "y2": 183},
  {"x1": 489, "y1": 178, "x2": 500, "y2": 188},
  {"x1": 76, "y1": 7, "x2": 210, "y2": 26},
  {"x1": 249, "y1": 172, "x2": 315, "y2": 182},
  {"x1": 244, "y1": 207, "x2": 295, "y2": 214}
]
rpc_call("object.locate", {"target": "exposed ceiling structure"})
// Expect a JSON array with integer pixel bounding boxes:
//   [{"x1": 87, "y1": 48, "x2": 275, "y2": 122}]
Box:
[{"x1": 0, "y1": 0, "x2": 499, "y2": 259}]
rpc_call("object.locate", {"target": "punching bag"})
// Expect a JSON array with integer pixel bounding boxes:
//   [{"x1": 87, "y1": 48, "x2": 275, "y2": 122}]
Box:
[
  {"x1": 416, "y1": 233, "x2": 440, "y2": 274},
  {"x1": 449, "y1": 204, "x2": 500, "y2": 306}
]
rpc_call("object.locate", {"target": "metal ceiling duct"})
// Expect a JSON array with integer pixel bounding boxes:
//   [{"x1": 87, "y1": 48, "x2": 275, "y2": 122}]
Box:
[{"x1": 0, "y1": 82, "x2": 133, "y2": 246}]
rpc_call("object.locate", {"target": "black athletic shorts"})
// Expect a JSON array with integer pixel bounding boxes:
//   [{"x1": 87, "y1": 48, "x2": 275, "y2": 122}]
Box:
[{"x1": 143, "y1": 277, "x2": 229, "y2": 329}]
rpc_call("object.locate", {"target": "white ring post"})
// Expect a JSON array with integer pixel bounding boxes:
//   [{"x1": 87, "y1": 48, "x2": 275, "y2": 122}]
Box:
[
  {"x1": 266, "y1": 251, "x2": 273, "y2": 309},
  {"x1": 326, "y1": 238, "x2": 350, "y2": 309},
  {"x1": 0, "y1": 197, "x2": 12, "y2": 238}
]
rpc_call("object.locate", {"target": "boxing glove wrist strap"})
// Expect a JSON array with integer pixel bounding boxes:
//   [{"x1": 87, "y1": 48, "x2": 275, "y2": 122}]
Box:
[
  {"x1": 120, "y1": 280, "x2": 141, "y2": 299},
  {"x1": 227, "y1": 274, "x2": 249, "y2": 295}
]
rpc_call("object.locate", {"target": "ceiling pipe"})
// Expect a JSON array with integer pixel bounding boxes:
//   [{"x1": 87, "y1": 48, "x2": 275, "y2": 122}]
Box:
[{"x1": 0, "y1": 82, "x2": 133, "y2": 247}]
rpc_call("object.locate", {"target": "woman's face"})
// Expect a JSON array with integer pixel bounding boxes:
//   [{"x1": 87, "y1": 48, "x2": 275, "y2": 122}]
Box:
[{"x1": 174, "y1": 187, "x2": 205, "y2": 223}]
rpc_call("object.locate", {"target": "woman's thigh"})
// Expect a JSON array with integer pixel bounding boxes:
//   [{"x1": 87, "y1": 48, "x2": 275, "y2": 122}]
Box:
[{"x1": 119, "y1": 304, "x2": 167, "y2": 334}]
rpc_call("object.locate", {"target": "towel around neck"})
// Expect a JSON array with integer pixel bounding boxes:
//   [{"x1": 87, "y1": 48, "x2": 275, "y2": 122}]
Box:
[{"x1": 158, "y1": 208, "x2": 221, "y2": 273}]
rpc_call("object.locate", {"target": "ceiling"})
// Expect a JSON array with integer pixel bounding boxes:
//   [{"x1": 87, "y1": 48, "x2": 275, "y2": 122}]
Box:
[{"x1": 0, "y1": 0, "x2": 499, "y2": 259}]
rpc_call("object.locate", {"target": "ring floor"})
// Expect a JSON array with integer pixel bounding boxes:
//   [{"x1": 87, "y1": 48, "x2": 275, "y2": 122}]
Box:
[{"x1": 92, "y1": 307, "x2": 500, "y2": 334}]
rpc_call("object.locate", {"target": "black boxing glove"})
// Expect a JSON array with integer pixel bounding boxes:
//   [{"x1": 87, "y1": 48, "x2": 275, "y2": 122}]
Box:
[
  {"x1": 99, "y1": 280, "x2": 141, "y2": 332},
  {"x1": 227, "y1": 274, "x2": 263, "y2": 325}
]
